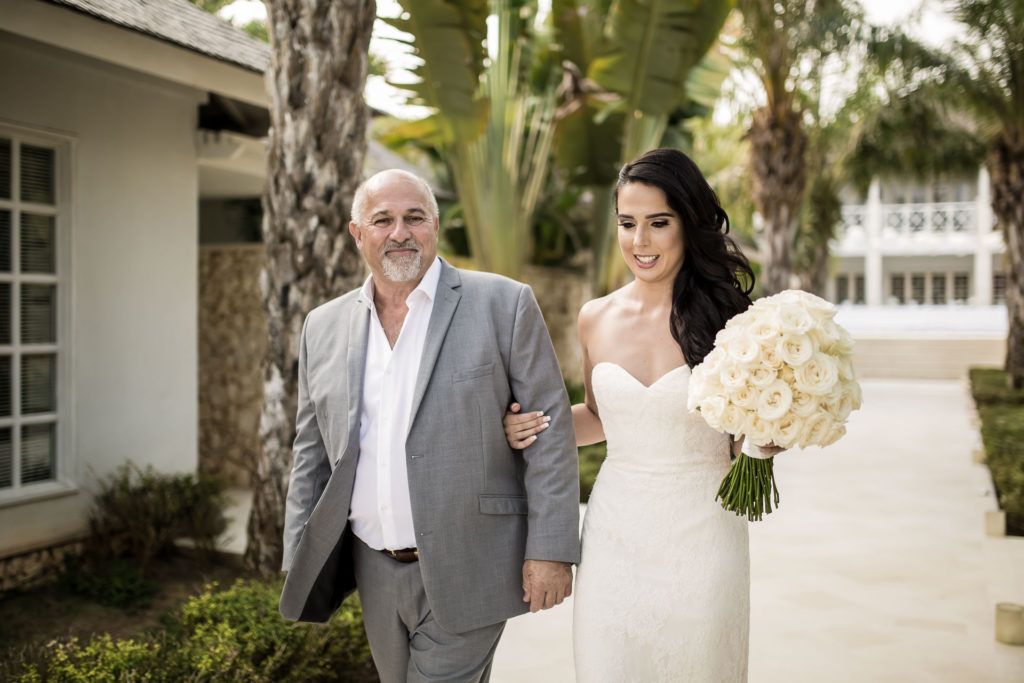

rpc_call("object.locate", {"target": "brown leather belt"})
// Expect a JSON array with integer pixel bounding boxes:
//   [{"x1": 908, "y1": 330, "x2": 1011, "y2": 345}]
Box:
[{"x1": 381, "y1": 547, "x2": 419, "y2": 563}]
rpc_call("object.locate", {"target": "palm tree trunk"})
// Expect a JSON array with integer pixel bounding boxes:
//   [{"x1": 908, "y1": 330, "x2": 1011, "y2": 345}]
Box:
[
  {"x1": 246, "y1": 0, "x2": 375, "y2": 575},
  {"x1": 990, "y1": 128, "x2": 1024, "y2": 388},
  {"x1": 748, "y1": 106, "x2": 807, "y2": 295}
]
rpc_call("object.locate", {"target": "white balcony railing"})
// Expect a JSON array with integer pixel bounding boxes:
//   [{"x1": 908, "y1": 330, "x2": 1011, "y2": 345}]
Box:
[{"x1": 838, "y1": 202, "x2": 979, "y2": 240}]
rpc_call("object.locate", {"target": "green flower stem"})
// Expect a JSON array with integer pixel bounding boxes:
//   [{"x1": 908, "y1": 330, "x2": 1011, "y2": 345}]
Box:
[{"x1": 715, "y1": 453, "x2": 781, "y2": 522}]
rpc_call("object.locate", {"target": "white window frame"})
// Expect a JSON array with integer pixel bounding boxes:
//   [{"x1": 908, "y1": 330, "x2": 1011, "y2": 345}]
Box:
[{"x1": 0, "y1": 121, "x2": 75, "y2": 507}]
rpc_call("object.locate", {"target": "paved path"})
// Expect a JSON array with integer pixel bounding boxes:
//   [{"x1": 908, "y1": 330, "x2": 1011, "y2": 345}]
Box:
[{"x1": 491, "y1": 379, "x2": 1024, "y2": 681}]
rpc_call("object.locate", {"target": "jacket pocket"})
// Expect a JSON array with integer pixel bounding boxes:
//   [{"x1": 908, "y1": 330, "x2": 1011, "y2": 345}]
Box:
[
  {"x1": 453, "y1": 362, "x2": 494, "y2": 383},
  {"x1": 478, "y1": 494, "x2": 528, "y2": 515}
]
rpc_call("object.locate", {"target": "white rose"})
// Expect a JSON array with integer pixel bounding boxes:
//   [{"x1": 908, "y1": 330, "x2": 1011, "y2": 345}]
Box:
[
  {"x1": 720, "y1": 361, "x2": 750, "y2": 391},
  {"x1": 819, "y1": 422, "x2": 846, "y2": 447},
  {"x1": 700, "y1": 347, "x2": 726, "y2": 377},
  {"x1": 835, "y1": 327, "x2": 855, "y2": 355},
  {"x1": 726, "y1": 330, "x2": 761, "y2": 366},
  {"x1": 699, "y1": 395, "x2": 727, "y2": 428},
  {"x1": 745, "y1": 413, "x2": 775, "y2": 446},
  {"x1": 760, "y1": 341, "x2": 784, "y2": 369},
  {"x1": 798, "y1": 412, "x2": 835, "y2": 447},
  {"x1": 777, "y1": 303, "x2": 815, "y2": 334},
  {"x1": 793, "y1": 352, "x2": 840, "y2": 395},
  {"x1": 790, "y1": 389, "x2": 819, "y2": 418},
  {"x1": 715, "y1": 325, "x2": 739, "y2": 347},
  {"x1": 721, "y1": 403, "x2": 748, "y2": 435},
  {"x1": 730, "y1": 384, "x2": 760, "y2": 409},
  {"x1": 757, "y1": 379, "x2": 793, "y2": 421},
  {"x1": 749, "y1": 365, "x2": 777, "y2": 388},
  {"x1": 778, "y1": 364, "x2": 796, "y2": 385},
  {"x1": 836, "y1": 355, "x2": 855, "y2": 381},
  {"x1": 772, "y1": 415, "x2": 804, "y2": 449},
  {"x1": 749, "y1": 314, "x2": 781, "y2": 344},
  {"x1": 778, "y1": 332, "x2": 814, "y2": 367},
  {"x1": 848, "y1": 380, "x2": 863, "y2": 410},
  {"x1": 794, "y1": 290, "x2": 837, "y2": 316}
]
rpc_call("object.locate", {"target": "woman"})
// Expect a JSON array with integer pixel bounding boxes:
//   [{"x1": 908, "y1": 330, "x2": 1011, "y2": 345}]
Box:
[{"x1": 504, "y1": 148, "x2": 781, "y2": 681}]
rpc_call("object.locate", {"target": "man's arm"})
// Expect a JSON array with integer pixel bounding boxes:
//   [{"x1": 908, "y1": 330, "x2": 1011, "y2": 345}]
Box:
[
  {"x1": 507, "y1": 285, "x2": 580, "y2": 610},
  {"x1": 281, "y1": 315, "x2": 332, "y2": 572}
]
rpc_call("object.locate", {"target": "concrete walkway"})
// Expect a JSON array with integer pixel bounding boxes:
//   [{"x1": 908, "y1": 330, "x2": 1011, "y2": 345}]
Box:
[{"x1": 491, "y1": 379, "x2": 1024, "y2": 681}]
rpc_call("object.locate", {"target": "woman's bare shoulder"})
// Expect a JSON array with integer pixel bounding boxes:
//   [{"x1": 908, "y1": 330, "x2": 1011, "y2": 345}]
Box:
[{"x1": 579, "y1": 285, "x2": 633, "y2": 325}]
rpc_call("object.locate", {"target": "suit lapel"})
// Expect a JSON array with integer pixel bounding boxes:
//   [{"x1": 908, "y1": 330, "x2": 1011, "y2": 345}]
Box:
[
  {"x1": 346, "y1": 296, "x2": 371, "y2": 438},
  {"x1": 409, "y1": 260, "x2": 462, "y2": 422}
]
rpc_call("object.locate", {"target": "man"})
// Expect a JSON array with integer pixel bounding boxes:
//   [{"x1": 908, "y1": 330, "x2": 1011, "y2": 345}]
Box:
[{"x1": 279, "y1": 169, "x2": 580, "y2": 682}]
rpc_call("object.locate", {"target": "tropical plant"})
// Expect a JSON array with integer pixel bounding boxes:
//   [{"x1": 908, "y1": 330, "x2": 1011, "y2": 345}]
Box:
[
  {"x1": 385, "y1": 0, "x2": 733, "y2": 287},
  {"x1": 867, "y1": 0, "x2": 1023, "y2": 385},
  {"x1": 247, "y1": 0, "x2": 375, "y2": 575},
  {"x1": 735, "y1": 0, "x2": 862, "y2": 295}
]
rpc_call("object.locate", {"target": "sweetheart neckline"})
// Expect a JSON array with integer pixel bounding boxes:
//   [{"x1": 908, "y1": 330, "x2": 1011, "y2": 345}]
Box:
[{"x1": 593, "y1": 361, "x2": 690, "y2": 390}]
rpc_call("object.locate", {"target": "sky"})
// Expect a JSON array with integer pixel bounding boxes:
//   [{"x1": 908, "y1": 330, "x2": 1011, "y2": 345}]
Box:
[{"x1": 219, "y1": 0, "x2": 960, "y2": 119}]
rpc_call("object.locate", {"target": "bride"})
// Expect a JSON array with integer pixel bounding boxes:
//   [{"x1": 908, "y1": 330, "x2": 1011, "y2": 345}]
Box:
[{"x1": 504, "y1": 148, "x2": 781, "y2": 681}]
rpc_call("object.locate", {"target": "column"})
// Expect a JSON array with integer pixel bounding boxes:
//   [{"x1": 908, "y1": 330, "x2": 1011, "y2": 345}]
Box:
[
  {"x1": 975, "y1": 166, "x2": 994, "y2": 305},
  {"x1": 865, "y1": 178, "x2": 884, "y2": 306}
]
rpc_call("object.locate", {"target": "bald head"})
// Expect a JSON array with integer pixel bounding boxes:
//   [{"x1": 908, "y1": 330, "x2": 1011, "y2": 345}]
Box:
[{"x1": 351, "y1": 169, "x2": 439, "y2": 226}]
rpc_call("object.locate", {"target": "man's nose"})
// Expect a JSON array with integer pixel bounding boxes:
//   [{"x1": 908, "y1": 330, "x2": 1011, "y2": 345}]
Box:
[{"x1": 389, "y1": 218, "x2": 413, "y2": 242}]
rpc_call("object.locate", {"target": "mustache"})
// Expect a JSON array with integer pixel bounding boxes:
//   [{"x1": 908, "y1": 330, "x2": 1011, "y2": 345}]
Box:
[{"x1": 382, "y1": 239, "x2": 419, "y2": 255}]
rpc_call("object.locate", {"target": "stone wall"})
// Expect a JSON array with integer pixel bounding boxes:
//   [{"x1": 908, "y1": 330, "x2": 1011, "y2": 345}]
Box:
[
  {"x1": 522, "y1": 265, "x2": 591, "y2": 388},
  {"x1": 198, "y1": 245, "x2": 266, "y2": 488}
]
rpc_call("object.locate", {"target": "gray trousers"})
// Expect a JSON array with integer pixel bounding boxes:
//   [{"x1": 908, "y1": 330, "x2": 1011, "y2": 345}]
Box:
[{"x1": 352, "y1": 537, "x2": 506, "y2": 683}]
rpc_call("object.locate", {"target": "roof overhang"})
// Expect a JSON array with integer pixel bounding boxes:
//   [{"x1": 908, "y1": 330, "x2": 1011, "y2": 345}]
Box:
[{"x1": 0, "y1": 0, "x2": 268, "y2": 107}]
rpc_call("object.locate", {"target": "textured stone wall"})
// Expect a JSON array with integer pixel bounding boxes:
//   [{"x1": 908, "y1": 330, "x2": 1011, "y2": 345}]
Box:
[
  {"x1": 0, "y1": 536, "x2": 84, "y2": 592},
  {"x1": 522, "y1": 265, "x2": 591, "y2": 388},
  {"x1": 198, "y1": 245, "x2": 266, "y2": 488}
]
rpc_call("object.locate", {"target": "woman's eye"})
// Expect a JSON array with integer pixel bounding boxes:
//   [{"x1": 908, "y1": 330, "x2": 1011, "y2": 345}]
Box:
[
  {"x1": 652, "y1": 220, "x2": 669, "y2": 228},
  {"x1": 618, "y1": 222, "x2": 635, "y2": 229}
]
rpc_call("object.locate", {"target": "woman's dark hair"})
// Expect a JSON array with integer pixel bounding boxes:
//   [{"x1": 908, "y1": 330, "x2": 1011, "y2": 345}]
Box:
[{"x1": 615, "y1": 148, "x2": 755, "y2": 366}]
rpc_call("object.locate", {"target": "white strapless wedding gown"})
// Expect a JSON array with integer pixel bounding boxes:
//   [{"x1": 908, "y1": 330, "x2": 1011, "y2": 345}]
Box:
[{"x1": 573, "y1": 362, "x2": 749, "y2": 682}]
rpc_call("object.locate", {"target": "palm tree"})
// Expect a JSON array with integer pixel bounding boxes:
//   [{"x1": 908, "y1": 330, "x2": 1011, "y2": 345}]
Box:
[
  {"x1": 868, "y1": 0, "x2": 1023, "y2": 385},
  {"x1": 245, "y1": 0, "x2": 375, "y2": 575},
  {"x1": 385, "y1": 0, "x2": 733, "y2": 287},
  {"x1": 736, "y1": 0, "x2": 861, "y2": 295}
]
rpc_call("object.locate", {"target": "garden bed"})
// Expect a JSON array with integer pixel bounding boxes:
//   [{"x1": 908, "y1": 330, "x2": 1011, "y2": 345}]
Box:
[{"x1": 968, "y1": 368, "x2": 1024, "y2": 536}]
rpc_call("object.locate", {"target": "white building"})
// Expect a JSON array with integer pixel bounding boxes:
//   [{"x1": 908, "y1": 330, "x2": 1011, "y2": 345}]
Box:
[
  {"x1": 830, "y1": 170, "x2": 1002, "y2": 307},
  {"x1": 828, "y1": 170, "x2": 1007, "y2": 379}
]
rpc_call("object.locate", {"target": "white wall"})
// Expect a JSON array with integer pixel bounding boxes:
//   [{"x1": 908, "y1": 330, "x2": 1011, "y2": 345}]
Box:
[{"x1": 0, "y1": 35, "x2": 204, "y2": 555}]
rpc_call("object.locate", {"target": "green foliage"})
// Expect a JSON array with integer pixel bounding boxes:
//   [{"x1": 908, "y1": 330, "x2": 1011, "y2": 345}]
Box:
[
  {"x1": 86, "y1": 462, "x2": 227, "y2": 572},
  {"x1": 969, "y1": 367, "x2": 1024, "y2": 405},
  {"x1": 969, "y1": 368, "x2": 1024, "y2": 536},
  {"x1": 58, "y1": 557, "x2": 157, "y2": 611},
  {"x1": 578, "y1": 443, "x2": 607, "y2": 503},
  {"x1": 6, "y1": 580, "x2": 377, "y2": 683}
]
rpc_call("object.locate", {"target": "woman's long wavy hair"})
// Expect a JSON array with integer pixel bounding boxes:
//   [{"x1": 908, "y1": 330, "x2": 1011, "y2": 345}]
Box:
[{"x1": 615, "y1": 148, "x2": 755, "y2": 367}]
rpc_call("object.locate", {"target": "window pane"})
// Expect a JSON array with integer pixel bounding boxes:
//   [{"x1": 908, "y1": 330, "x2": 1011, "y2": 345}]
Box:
[
  {"x1": 0, "y1": 210, "x2": 8, "y2": 272},
  {"x1": 21, "y1": 284, "x2": 56, "y2": 344},
  {"x1": 0, "y1": 355, "x2": 9, "y2": 417},
  {"x1": 21, "y1": 422, "x2": 55, "y2": 484},
  {"x1": 891, "y1": 275, "x2": 906, "y2": 304},
  {"x1": 0, "y1": 427, "x2": 10, "y2": 488},
  {"x1": 836, "y1": 275, "x2": 849, "y2": 303},
  {"x1": 20, "y1": 145, "x2": 55, "y2": 205},
  {"x1": 0, "y1": 138, "x2": 10, "y2": 200},
  {"x1": 21, "y1": 354, "x2": 56, "y2": 414},
  {"x1": 21, "y1": 214, "x2": 55, "y2": 273},
  {"x1": 932, "y1": 274, "x2": 947, "y2": 305},
  {"x1": 911, "y1": 274, "x2": 926, "y2": 304},
  {"x1": 0, "y1": 283, "x2": 8, "y2": 345},
  {"x1": 854, "y1": 275, "x2": 865, "y2": 304}
]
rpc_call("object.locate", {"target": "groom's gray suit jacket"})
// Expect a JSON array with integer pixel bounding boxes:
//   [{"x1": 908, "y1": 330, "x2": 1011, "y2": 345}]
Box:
[{"x1": 279, "y1": 259, "x2": 581, "y2": 633}]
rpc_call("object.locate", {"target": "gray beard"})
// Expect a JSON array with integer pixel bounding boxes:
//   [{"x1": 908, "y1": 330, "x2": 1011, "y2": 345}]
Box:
[{"x1": 381, "y1": 249, "x2": 422, "y2": 282}]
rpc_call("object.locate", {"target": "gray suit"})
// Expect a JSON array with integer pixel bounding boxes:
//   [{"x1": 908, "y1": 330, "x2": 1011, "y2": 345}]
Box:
[{"x1": 280, "y1": 259, "x2": 580, "y2": 637}]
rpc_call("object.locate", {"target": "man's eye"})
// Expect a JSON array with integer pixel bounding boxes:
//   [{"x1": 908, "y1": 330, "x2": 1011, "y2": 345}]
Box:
[
  {"x1": 406, "y1": 216, "x2": 425, "y2": 225},
  {"x1": 373, "y1": 218, "x2": 391, "y2": 227}
]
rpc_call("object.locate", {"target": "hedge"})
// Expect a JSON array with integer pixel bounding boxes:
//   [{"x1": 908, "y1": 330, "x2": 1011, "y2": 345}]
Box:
[{"x1": 968, "y1": 368, "x2": 1024, "y2": 535}]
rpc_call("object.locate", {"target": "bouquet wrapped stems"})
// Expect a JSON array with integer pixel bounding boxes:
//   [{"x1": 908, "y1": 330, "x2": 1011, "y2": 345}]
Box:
[{"x1": 715, "y1": 453, "x2": 780, "y2": 522}]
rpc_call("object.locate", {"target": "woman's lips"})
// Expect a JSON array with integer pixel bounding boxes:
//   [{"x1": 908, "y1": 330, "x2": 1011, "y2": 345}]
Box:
[{"x1": 634, "y1": 254, "x2": 659, "y2": 269}]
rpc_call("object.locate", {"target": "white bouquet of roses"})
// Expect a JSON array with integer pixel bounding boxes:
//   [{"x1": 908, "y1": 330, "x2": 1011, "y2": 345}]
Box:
[{"x1": 687, "y1": 289, "x2": 862, "y2": 520}]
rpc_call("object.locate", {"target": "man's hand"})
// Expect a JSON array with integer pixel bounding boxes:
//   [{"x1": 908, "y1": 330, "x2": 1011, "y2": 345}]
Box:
[{"x1": 522, "y1": 559, "x2": 573, "y2": 613}]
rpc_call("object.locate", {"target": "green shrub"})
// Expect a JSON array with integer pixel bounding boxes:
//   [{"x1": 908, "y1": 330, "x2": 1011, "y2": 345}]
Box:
[
  {"x1": 57, "y1": 556, "x2": 157, "y2": 611},
  {"x1": 85, "y1": 462, "x2": 227, "y2": 572},
  {"x1": 969, "y1": 367, "x2": 1024, "y2": 405},
  {"x1": 969, "y1": 368, "x2": 1024, "y2": 536},
  {"x1": 7, "y1": 580, "x2": 377, "y2": 682},
  {"x1": 578, "y1": 443, "x2": 606, "y2": 503}
]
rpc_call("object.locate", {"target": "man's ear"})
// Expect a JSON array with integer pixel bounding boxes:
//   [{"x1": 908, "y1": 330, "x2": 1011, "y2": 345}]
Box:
[{"x1": 348, "y1": 221, "x2": 362, "y2": 249}]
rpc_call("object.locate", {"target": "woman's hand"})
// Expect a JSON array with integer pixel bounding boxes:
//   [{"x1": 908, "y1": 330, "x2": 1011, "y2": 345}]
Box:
[{"x1": 503, "y1": 403, "x2": 550, "y2": 449}]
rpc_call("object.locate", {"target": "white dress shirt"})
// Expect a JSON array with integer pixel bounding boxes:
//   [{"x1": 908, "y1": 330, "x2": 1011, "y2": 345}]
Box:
[{"x1": 349, "y1": 258, "x2": 441, "y2": 551}]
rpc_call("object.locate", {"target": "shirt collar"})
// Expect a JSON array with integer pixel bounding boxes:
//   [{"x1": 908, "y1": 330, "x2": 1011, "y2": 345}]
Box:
[{"x1": 358, "y1": 257, "x2": 442, "y2": 309}]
